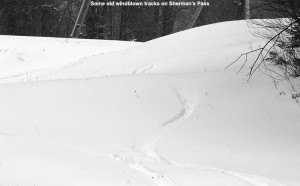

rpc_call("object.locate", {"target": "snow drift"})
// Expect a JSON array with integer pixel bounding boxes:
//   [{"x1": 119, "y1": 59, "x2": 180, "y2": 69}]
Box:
[{"x1": 0, "y1": 20, "x2": 299, "y2": 186}]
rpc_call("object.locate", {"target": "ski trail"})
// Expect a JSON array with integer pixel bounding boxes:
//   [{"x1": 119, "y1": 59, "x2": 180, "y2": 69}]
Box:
[
  {"x1": 139, "y1": 88, "x2": 199, "y2": 160},
  {"x1": 107, "y1": 88, "x2": 199, "y2": 186},
  {"x1": 132, "y1": 65, "x2": 156, "y2": 74},
  {"x1": 0, "y1": 131, "x2": 18, "y2": 136},
  {"x1": 108, "y1": 150, "x2": 179, "y2": 186},
  {"x1": 162, "y1": 89, "x2": 197, "y2": 126},
  {"x1": 225, "y1": 171, "x2": 286, "y2": 186},
  {"x1": 129, "y1": 163, "x2": 179, "y2": 186},
  {"x1": 107, "y1": 88, "x2": 286, "y2": 186},
  {"x1": 188, "y1": 163, "x2": 287, "y2": 186}
]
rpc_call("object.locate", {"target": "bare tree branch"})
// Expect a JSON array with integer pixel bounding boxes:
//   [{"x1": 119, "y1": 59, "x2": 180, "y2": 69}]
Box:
[{"x1": 226, "y1": 20, "x2": 298, "y2": 81}]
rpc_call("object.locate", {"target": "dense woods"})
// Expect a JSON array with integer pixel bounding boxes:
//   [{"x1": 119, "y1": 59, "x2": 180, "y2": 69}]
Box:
[
  {"x1": 0, "y1": 0, "x2": 298, "y2": 41},
  {"x1": 0, "y1": 0, "x2": 268, "y2": 41}
]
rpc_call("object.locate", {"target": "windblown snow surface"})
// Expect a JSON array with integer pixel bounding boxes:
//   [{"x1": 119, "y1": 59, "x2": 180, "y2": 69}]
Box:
[{"x1": 0, "y1": 20, "x2": 300, "y2": 186}]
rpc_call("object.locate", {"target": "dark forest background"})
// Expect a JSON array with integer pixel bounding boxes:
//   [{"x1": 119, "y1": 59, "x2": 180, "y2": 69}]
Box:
[{"x1": 0, "y1": 0, "x2": 287, "y2": 41}]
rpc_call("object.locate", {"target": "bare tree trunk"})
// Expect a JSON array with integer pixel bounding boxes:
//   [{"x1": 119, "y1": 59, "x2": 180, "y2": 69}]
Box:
[
  {"x1": 55, "y1": 6, "x2": 68, "y2": 36},
  {"x1": 70, "y1": 0, "x2": 86, "y2": 37},
  {"x1": 77, "y1": 0, "x2": 91, "y2": 37},
  {"x1": 105, "y1": 6, "x2": 112, "y2": 39},
  {"x1": 155, "y1": 7, "x2": 163, "y2": 37},
  {"x1": 70, "y1": 0, "x2": 91, "y2": 38},
  {"x1": 120, "y1": 6, "x2": 130, "y2": 40},
  {"x1": 245, "y1": 0, "x2": 250, "y2": 19},
  {"x1": 111, "y1": 7, "x2": 122, "y2": 40},
  {"x1": 187, "y1": 5, "x2": 203, "y2": 29},
  {"x1": 162, "y1": 6, "x2": 175, "y2": 36}
]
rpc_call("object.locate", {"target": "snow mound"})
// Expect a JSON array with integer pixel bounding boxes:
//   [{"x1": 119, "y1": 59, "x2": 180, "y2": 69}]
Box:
[
  {"x1": 37, "y1": 20, "x2": 265, "y2": 81},
  {"x1": 0, "y1": 20, "x2": 300, "y2": 186}
]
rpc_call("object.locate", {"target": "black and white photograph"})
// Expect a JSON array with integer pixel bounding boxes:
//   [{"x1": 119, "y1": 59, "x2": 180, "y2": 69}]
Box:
[{"x1": 0, "y1": 0, "x2": 300, "y2": 185}]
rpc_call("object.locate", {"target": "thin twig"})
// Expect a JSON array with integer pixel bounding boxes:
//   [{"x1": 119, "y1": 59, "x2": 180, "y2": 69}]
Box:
[{"x1": 224, "y1": 48, "x2": 261, "y2": 69}]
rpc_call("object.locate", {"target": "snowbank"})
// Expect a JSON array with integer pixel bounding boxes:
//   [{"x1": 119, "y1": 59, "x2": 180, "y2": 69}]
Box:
[{"x1": 0, "y1": 20, "x2": 299, "y2": 186}]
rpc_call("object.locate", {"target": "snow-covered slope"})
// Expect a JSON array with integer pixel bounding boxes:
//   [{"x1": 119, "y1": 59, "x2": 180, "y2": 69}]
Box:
[
  {"x1": 0, "y1": 35, "x2": 139, "y2": 83},
  {"x1": 0, "y1": 20, "x2": 299, "y2": 186},
  {"x1": 37, "y1": 20, "x2": 265, "y2": 80}
]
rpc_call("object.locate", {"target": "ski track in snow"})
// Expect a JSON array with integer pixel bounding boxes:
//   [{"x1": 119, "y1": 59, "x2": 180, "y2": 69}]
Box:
[
  {"x1": 196, "y1": 164, "x2": 287, "y2": 186},
  {"x1": 106, "y1": 88, "x2": 198, "y2": 186},
  {"x1": 107, "y1": 88, "x2": 287, "y2": 186},
  {"x1": 162, "y1": 88, "x2": 197, "y2": 126},
  {"x1": 0, "y1": 86, "x2": 287, "y2": 186},
  {"x1": 132, "y1": 65, "x2": 156, "y2": 75},
  {"x1": 225, "y1": 171, "x2": 286, "y2": 186},
  {"x1": 0, "y1": 131, "x2": 19, "y2": 136}
]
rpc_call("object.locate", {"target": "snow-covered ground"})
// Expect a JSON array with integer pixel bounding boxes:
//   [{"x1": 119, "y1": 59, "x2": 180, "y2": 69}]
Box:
[
  {"x1": 0, "y1": 20, "x2": 299, "y2": 186},
  {"x1": 0, "y1": 36, "x2": 139, "y2": 83}
]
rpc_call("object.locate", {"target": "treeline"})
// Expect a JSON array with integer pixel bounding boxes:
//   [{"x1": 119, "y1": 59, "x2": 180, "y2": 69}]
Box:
[{"x1": 0, "y1": 0, "x2": 273, "y2": 41}]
